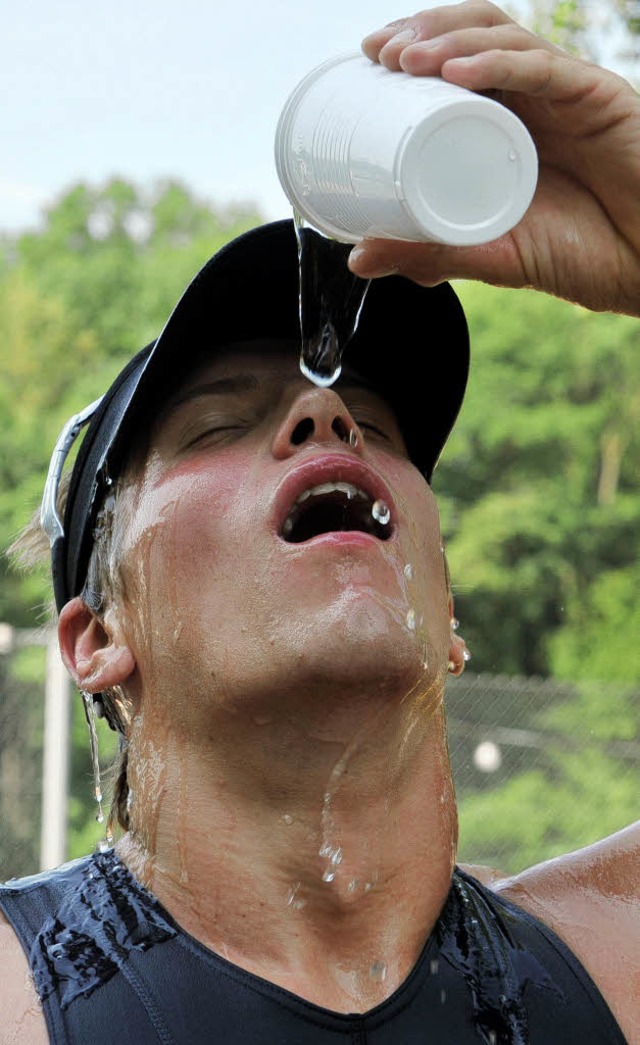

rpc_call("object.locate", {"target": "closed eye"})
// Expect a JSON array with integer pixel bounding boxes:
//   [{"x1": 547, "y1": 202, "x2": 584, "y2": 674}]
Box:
[
  {"x1": 356, "y1": 420, "x2": 393, "y2": 442},
  {"x1": 183, "y1": 419, "x2": 250, "y2": 450}
]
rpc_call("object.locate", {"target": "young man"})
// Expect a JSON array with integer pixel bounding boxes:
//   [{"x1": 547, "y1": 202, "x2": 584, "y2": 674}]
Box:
[{"x1": 1, "y1": 3, "x2": 638, "y2": 1042}]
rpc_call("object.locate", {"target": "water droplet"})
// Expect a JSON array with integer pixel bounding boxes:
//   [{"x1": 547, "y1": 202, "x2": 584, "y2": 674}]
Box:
[
  {"x1": 404, "y1": 563, "x2": 414, "y2": 581},
  {"x1": 371, "y1": 500, "x2": 390, "y2": 526},
  {"x1": 286, "y1": 882, "x2": 301, "y2": 906},
  {"x1": 463, "y1": 648, "x2": 472, "y2": 662},
  {"x1": 347, "y1": 879, "x2": 359, "y2": 892},
  {"x1": 322, "y1": 870, "x2": 336, "y2": 883},
  {"x1": 252, "y1": 714, "x2": 272, "y2": 726},
  {"x1": 82, "y1": 691, "x2": 105, "y2": 830},
  {"x1": 330, "y1": 847, "x2": 343, "y2": 866},
  {"x1": 349, "y1": 428, "x2": 358, "y2": 448},
  {"x1": 299, "y1": 355, "x2": 342, "y2": 387},
  {"x1": 98, "y1": 839, "x2": 110, "y2": 853},
  {"x1": 281, "y1": 813, "x2": 293, "y2": 825},
  {"x1": 369, "y1": 961, "x2": 387, "y2": 982},
  {"x1": 440, "y1": 988, "x2": 447, "y2": 1004},
  {"x1": 450, "y1": 617, "x2": 460, "y2": 631},
  {"x1": 489, "y1": 1033, "x2": 498, "y2": 1045},
  {"x1": 406, "y1": 609, "x2": 416, "y2": 631},
  {"x1": 508, "y1": 149, "x2": 517, "y2": 161},
  {"x1": 173, "y1": 622, "x2": 183, "y2": 642},
  {"x1": 430, "y1": 959, "x2": 439, "y2": 975}
]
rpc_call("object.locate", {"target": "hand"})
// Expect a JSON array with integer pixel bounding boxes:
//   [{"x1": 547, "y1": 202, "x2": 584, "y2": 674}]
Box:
[{"x1": 349, "y1": 1, "x2": 640, "y2": 316}]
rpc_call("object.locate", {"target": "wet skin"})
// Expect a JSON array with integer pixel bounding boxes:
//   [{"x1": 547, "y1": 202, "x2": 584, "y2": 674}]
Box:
[
  {"x1": 2, "y1": 342, "x2": 637, "y2": 1040},
  {"x1": 63, "y1": 341, "x2": 462, "y2": 1010}
]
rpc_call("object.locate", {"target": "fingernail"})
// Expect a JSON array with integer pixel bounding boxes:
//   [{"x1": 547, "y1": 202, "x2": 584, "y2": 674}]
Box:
[{"x1": 385, "y1": 27, "x2": 418, "y2": 47}]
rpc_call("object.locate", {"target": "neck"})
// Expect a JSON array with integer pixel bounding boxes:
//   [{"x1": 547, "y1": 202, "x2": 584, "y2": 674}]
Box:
[{"x1": 117, "y1": 685, "x2": 458, "y2": 1013}]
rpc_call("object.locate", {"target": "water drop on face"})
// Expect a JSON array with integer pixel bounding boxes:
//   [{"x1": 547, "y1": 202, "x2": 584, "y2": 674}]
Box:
[
  {"x1": 450, "y1": 617, "x2": 460, "y2": 631},
  {"x1": 463, "y1": 649, "x2": 472, "y2": 662},
  {"x1": 322, "y1": 870, "x2": 336, "y2": 883},
  {"x1": 286, "y1": 882, "x2": 301, "y2": 907},
  {"x1": 330, "y1": 847, "x2": 343, "y2": 866},
  {"x1": 369, "y1": 961, "x2": 387, "y2": 982},
  {"x1": 406, "y1": 609, "x2": 416, "y2": 631},
  {"x1": 349, "y1": 428, "x2": 358, "y2": 448},
  {"x1": 281, "y1": 813, "x2": 293, "y2": 825},
  {"x1": 299, "y1": 355, "x2": 342, "y2": 387},
  {"x1": 371, "y1": 499, "x2": 391, "y2": 526},
  {"x1": 404, "y1": 563, "x2": 414, "y2": 581}
]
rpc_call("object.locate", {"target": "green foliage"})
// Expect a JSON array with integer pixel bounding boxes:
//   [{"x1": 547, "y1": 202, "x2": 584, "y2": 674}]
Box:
[
  {"x1": 1, "y1": 178, "x2": 262, "y2": 625},
  {"x1": 436, "y1": 283, "x2": 640, "y2": 682}
]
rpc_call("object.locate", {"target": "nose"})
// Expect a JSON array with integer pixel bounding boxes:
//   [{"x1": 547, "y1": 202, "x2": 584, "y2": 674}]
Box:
[{"x1": 271, "y1": 386, "x2": 362, "y2": 460}]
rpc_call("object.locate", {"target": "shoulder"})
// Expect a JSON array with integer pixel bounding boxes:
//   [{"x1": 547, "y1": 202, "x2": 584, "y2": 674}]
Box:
[
  {"x1": 464, "y1": 821, "x2": 640, "y2": 1045},
  {"x1": 0, "y1": 909, "x2": 49, "y2": 1044},
  {"x1": 0, "y1": 854, "x2": 97, "y2": 1043}
]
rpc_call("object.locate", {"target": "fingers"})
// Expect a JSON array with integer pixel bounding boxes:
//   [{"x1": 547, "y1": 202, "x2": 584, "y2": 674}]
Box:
[
  {"x1": 362, "y1": 1, "x2": 513, "y2": 67},
  {"x1": 396, "y1": 24, "x2": 559, "y2": 77},
  {"x1": 439, "y1": 47, "x2": 599, "y2": 104}
]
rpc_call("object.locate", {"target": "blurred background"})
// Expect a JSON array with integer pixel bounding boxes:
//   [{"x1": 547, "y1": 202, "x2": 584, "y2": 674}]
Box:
[{"x1": 1, "y1": 0, "x2": 638, "y2": 879}]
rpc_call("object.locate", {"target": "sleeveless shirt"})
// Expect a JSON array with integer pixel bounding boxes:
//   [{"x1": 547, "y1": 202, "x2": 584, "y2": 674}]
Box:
[{"x1": 0, "y1": 850, "x2": 627, "y2": 1044}]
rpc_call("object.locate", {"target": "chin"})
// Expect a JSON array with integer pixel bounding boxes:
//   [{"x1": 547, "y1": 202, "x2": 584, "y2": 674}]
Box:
[{"x1": 288, "y1": 586, "x2": 438, "y2": 698}]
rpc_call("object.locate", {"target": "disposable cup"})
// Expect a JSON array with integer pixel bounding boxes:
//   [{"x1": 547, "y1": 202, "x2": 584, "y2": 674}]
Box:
[{"x1": 275, "y1": 53, "x2": 538, "y2": 246}]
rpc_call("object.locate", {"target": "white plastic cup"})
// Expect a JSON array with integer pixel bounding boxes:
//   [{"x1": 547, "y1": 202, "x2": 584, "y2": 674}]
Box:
[{"x1": 275, "y1": 53, "x2": 538, "y2": 246}]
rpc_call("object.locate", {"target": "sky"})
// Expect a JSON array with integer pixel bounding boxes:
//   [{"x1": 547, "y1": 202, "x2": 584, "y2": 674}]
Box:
[
  {"x1": 0, "y1": 0, "x2": 432, "y2": 234},
  {"x1": 2, "y1": 1, "x2": 630, "y2": 237}
]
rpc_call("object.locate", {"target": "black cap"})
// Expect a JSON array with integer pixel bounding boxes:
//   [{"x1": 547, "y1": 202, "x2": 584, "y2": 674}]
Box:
[{"x1": 54, "y1": 218, "x2": 469, "y2": 612}]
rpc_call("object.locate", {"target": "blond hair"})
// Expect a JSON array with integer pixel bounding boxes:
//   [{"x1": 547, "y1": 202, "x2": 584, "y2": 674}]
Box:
[{"x1": 8, "y1": 475, "x2": 132, "y2": 833}]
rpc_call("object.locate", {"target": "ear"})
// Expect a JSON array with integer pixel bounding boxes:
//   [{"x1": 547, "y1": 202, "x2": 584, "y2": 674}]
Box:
[
  {"x1": 58, "y1": 596, "x2": 136, "y2": 693},
  {"x1": 447, "y1": 591, "x2": 469, "y2": 676}
]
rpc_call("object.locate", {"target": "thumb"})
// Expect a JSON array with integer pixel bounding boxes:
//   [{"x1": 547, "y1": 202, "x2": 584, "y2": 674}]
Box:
[{"x1": 348, "y1": 235, "x2": 526, "y2": 289}]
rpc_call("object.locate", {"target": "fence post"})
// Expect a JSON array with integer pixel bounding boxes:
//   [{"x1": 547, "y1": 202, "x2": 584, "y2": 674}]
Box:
[{"x1": 40, "y1": 632, "x2": 71, "y2": 870}]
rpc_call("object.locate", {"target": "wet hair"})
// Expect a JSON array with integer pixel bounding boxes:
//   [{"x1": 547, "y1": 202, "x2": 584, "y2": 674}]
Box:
[{"x1": 8, "y1": 475, "x2": 132, "y2": 834}]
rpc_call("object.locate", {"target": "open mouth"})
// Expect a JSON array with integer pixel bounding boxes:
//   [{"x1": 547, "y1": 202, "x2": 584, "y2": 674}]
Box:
[{"x1": 280, "y1": 482, "x2": 393, "y2": 544}]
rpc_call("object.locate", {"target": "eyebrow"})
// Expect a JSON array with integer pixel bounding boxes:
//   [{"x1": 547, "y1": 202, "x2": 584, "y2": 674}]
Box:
[{"x1": 162, "y1": 374, "x2": 261, "y2": 420}]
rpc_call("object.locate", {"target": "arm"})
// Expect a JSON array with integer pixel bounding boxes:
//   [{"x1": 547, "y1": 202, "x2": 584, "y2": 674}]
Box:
[
  {"x1": 349, "y1": 0, "x2": 640, "y2": 317},
  {"x1": 0, "y1": 911, "x2": 49, "y2": 1043}
]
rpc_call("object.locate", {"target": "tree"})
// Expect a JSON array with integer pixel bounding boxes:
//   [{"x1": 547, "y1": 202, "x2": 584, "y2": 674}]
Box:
[{"x1": 436, "y1": 282, "x2": 640, "y2": 682}]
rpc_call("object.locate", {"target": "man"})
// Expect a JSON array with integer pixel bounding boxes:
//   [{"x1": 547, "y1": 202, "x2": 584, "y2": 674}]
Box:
[{"x1": 1, "y1": 3, "x2": 638, "y2": 1042}]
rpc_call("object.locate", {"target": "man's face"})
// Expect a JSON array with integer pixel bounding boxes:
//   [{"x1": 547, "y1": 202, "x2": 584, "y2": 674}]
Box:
[{"x1": 114, "y1": 341, "x2": 451, "y2": 736}]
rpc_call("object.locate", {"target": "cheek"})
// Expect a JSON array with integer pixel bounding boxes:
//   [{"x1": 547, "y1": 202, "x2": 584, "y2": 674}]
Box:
[
  {"x1": 119, "y1": 454, "x2": 253, "y2": 634},
  {"x1": 387, "y1": 462, "x2": 450, "y2": 645}
]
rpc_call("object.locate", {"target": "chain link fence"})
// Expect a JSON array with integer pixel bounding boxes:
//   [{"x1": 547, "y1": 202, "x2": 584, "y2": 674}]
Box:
[{"x1": 0, "y1": 629, "x2": 637, "y2": 880}]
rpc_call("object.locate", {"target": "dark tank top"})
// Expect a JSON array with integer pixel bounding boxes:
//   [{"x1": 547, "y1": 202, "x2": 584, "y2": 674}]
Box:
[{"x1": 0, "y1": 851, "x2": 627, "y2": 1044}]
